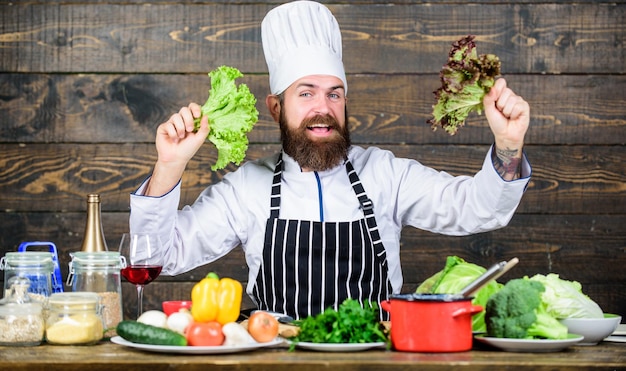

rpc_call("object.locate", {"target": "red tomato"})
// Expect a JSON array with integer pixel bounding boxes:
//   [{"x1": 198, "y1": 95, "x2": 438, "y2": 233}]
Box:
[
  {"x1": 186, "y1": 321, "x2": 224, "y2": 346},
  {"x1": 247, "y1": 311, "x2": 279, "y2": 343}
]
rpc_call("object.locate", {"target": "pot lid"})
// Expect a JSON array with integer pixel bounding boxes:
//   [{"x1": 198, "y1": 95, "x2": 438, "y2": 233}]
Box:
[{"x1": 389, "y1": 293, "x2": 471, "y2": 302}]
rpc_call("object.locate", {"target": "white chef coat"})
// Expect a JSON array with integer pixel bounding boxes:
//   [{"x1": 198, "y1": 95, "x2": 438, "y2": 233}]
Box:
[{"x1": 129, "y1": 145, "x2": 531, "y2": 298}]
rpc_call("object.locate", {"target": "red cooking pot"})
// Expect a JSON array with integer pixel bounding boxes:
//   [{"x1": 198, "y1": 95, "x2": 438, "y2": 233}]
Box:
[{"x1": 381, "y1": 293, "x2": 483, "y2": 352}]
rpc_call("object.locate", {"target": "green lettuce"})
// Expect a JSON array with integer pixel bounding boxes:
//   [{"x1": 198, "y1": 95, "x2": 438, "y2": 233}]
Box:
[
  {"x1": 529, "y1": 273, "x2": 603, "y2": 319},
  {"x1": 195, "y1": 65, "x2": 259, "y2": 171},
  {"x1": 428, "y1": 35, "x2": 501, "y2": 135},
  {"x1": 416, "y1": 256, "x2": 503, "y2": 332}
]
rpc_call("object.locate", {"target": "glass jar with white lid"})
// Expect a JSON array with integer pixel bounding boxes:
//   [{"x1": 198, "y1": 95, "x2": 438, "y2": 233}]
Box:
[
  {"x1": 1, "y1": 251, "x2": 54, "y2": 302},
  {"x1": 45, "y1": 292, "x2": 104, "y2": 345},
  {"x1": 67, "y1": 251, "x2": 123, "y2": 337},
  {"x1": 0, "y1": 276, "x2": 45, "y2": 346}
]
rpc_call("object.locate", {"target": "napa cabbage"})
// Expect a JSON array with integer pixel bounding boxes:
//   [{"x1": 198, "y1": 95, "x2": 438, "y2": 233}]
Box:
[
  {"x1": 529, "y1": 273, "x2": 603, "y2": 319},
  {"x1": 416, "y1": 256, "x2": 503, "y2": 333}
]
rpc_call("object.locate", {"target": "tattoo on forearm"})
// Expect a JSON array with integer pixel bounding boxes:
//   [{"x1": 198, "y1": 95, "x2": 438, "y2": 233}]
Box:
[{"x1": 493, "y1": 147, "x2": 522, "y2": 180}]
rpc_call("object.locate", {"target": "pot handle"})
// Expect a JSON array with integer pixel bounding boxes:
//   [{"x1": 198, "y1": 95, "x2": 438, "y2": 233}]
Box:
[
  {"x1": 451, "y1": 305, "x2": 484, "y2": 318},
  {"x1": 380, "y1": 300, "x2": 392, "y2": 313}
]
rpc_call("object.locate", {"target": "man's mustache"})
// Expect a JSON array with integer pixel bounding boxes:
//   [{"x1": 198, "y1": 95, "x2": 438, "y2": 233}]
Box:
[{"x1": 300, "y1": 114, "x2": 340, "y2": 130}]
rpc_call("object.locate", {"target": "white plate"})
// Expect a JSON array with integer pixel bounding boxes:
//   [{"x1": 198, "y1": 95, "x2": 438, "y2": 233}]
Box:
[
  {"x1": 474, "y1": 334, "x2": 584, "y2": 353},
  {"x1": 110, "y1": 336, "x2": 284, "y2": 354},
  {"x1": 291, "y1": 341, "x2": 387, "y2": 352},
  {"x1": 612, "y1": 323, "x2": 626, "y2": 336},
  {"x1": 603, "y1": 335, "x2": 626, "y2": 343}
]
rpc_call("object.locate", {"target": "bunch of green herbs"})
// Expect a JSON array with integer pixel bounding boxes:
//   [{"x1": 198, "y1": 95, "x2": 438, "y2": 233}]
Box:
[{"x1": 288, "y1": 299, "x2": 389, "y2": 350}]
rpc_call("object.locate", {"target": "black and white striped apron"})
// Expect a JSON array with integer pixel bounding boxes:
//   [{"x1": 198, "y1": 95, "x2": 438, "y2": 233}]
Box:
[{"x1": 252, "y1": 153, "x2": 392, "y2": 320}]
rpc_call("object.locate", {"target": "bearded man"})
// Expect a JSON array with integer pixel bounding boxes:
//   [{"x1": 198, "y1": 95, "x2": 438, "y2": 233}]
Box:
[{"x1": 129, "y1": 1, "x2": 531, "y2": 320}]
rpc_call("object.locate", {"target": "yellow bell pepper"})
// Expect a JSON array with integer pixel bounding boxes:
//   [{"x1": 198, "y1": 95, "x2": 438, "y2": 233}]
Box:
[{"x1": 191, "y1": 272, "x2": 242, "y2": 324}]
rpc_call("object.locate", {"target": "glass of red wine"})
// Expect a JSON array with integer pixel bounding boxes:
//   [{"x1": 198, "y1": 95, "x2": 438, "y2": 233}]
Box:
[{"x1": 119, "y1": 233, "x2": 163, "y2": 319}]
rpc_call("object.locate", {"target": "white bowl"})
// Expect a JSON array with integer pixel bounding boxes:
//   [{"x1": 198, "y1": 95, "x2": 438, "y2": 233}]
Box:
[{"x1": 559, "y1": 314, "x2": 622, "y2": 345}]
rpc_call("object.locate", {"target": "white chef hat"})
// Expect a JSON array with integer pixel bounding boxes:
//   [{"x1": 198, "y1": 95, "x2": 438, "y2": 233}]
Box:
[{"x1": 261, "y1": 0, "x2": 347, "y2": 95}]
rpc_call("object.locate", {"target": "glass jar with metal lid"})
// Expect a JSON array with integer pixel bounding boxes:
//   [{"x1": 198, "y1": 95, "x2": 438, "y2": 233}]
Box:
[
  {"x1": 45, "y1": 292, "x2": 104, "y2": 345},
  {"x1": 1, "y1": 251, "x2": 54, "y2": 302},
  {"x1": 0, "y1": 276, "x2": 45, "y2": 346},
  {"x1": 67, "y1": 251, "x2": 123, "y2": 337}
]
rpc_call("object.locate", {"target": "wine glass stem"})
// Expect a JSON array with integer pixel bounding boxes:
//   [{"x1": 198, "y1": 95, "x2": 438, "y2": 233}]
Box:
[{"x1": 136, "y1": 284, "x2": 145, "y2": 319}]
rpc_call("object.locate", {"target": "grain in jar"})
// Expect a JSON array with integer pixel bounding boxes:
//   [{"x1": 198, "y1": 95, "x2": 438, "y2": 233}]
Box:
[
  {"x1": 46, "y1": 292, "x2": 104, "y2": 345},
  {"x1": 67, "y1": 251, "x2": 123, "y2": 337},
  {"x1": 0, "y1": 277, "x2": 45, "y2": 346}
]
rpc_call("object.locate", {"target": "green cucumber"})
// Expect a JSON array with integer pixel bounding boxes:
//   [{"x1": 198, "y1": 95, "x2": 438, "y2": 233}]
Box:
[{"x1": 117, "y1": 320, "x2": 187, "y2": 346}]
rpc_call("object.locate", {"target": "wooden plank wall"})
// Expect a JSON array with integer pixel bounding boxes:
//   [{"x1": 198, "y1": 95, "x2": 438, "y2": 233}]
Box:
[{"x1": 1, "y1": 0, "x2": 624, "y2": 320}]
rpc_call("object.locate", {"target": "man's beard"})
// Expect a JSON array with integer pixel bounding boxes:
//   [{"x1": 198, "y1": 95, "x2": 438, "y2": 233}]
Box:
[{"x1": 279, "y1": 109, "x2": 351, "y2": 171}]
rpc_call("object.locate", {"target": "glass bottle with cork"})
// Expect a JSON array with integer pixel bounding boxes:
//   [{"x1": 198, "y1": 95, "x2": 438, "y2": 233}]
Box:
[
  {"x1": 67, "y1": 193, "x2": 123, "y2": 337},
  {"x1": 80, "y1": 193, "x2": 108, "y2": 253}
]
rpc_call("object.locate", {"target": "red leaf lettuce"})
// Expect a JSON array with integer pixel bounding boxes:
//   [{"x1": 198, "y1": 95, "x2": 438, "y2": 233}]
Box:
[{"x1": 428, "y1": 35, "x2": 501, "y2": 135}]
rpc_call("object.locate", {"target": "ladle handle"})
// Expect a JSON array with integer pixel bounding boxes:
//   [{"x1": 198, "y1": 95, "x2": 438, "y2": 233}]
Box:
[
  {"x1": 490, "y1": 257, "x2": 519, "y2": 283},
  {"x1": 459, "y1": 261, "x2": 506, "y2": 297},
  {"x1": 459, "y1": 258, "x2": 519, "y2": 297}
]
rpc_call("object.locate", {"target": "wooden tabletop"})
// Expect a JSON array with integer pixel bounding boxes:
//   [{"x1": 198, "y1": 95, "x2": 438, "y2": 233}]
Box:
[{"x1": 0, "y1": 340, "x2": 624, "y2": 371}]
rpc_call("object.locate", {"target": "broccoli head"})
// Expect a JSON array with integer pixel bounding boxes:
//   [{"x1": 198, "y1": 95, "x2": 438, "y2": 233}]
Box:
[{"x1": 485, "y1": 278, "x2": 569, "y2": 339}]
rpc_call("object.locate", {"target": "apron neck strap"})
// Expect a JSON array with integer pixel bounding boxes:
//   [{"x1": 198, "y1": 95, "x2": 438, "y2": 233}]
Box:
[
  {"x1": 269, "y1": 153, "x2": 284, "y2": 219},
  {"x1": 345, "y1": 161, "x2": 376, "y2": 217},
  {"x1": 269, "y1": 153, "x2": 375, "y2": 218}
]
